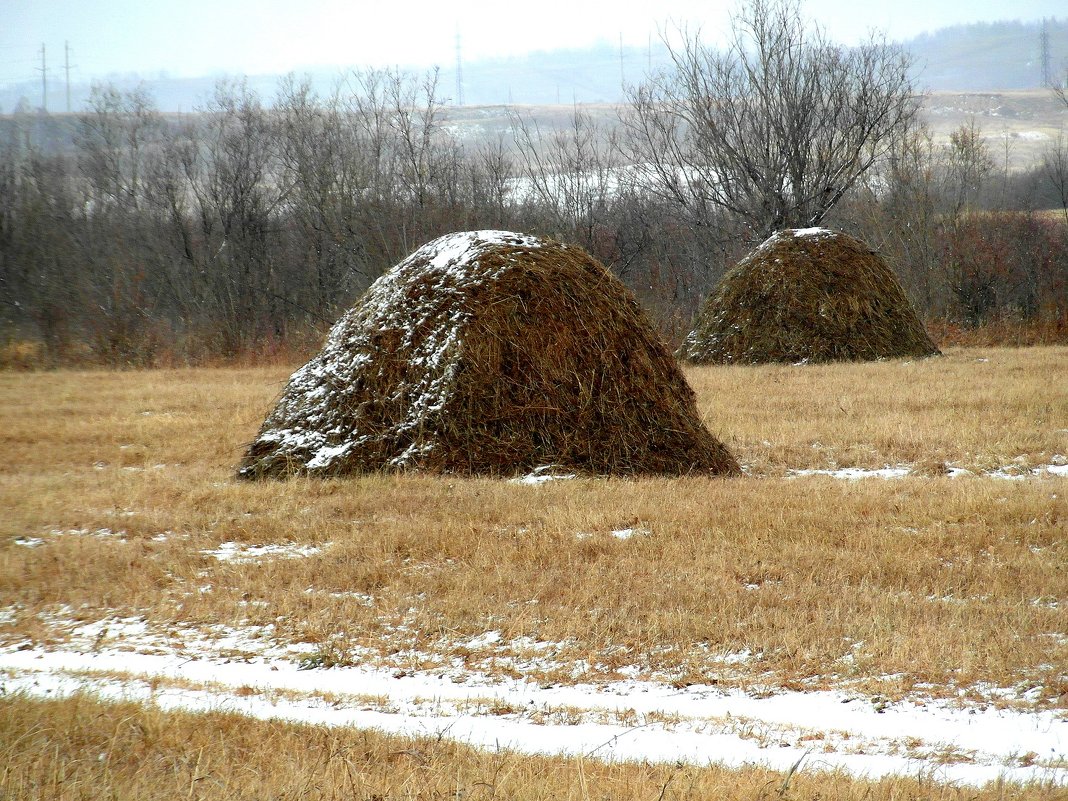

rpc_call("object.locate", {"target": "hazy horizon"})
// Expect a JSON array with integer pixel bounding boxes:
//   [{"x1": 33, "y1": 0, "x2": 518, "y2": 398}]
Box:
[{"x1": 1, "y1": 0, "x2": 1064, "y2": 91}]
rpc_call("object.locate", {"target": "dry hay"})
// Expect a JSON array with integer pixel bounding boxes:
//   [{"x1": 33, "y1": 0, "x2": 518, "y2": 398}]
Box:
[
  {"x1": 679, "y1": 228, "x2": 941, "y2": 364},
  {"x1": 238, "y1": 231, "x2": 739, "y2": 479}
]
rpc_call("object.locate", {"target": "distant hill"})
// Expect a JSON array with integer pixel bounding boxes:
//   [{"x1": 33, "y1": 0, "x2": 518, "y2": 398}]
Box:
[
  {"x1": 908, "y1": 19, "x2": 1068, "y2": 91},
  {"x1": 0, "y1": 18, "x2": 1065, "y2": 113}
]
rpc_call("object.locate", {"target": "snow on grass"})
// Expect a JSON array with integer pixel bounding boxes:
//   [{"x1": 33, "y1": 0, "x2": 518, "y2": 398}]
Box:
[
  {"x1": 786, "y1": 459, "x2": 1068, "y2": 481},
  {"x1": 0, "y1": 611, "x2": 1063, "y2": 787},
  {"x1": 788, "y1": 466, "x2": 911, "y2": 480},
  {"x1": 14, "y1": 537, "x2": 45, "y2": 547},
  {"x1": 610, "y1": 527, "x2": 652, "y2": 540},
  {"x1": 201, "y1": 541, "x2": 329, "y2": 563},
  {"x1": 511, "y1": 465, "x2": 579, "y2": 484}
]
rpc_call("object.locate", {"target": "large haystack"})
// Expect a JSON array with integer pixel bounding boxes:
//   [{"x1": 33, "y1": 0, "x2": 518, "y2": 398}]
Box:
[
  {"x1": 239, "y1": 230, "x2": 739, "y2": 479},
  {"x1": 679, "y1": 228, "x2": 940, "y2": 364}
]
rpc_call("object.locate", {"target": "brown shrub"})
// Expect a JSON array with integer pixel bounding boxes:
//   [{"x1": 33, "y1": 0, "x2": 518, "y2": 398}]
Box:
[
  {"x1": 238, "y1": 231, "x2": 739, "y2": 479},
  {"x1": 679, "y1": 228, "x2": 940, "y2": 364}
]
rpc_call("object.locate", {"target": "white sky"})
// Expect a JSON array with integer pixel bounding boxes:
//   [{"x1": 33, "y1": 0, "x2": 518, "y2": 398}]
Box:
[{"x1": 0, "y1": 0, "x2": 1063, "y2": 87}]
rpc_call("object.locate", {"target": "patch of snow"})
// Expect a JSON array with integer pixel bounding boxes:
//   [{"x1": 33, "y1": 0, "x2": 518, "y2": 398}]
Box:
[
  {"x1": 1, "y1": 642, "x2": 1064, "y2": 788},
  {"x1": 788, "y1": 466, "x2": 911, "y2": 480},
  {"x1": 2, "y1": 609, "x2": 1065, "y2": 786},
  {"x1": 786, "y1": 462, "x2": 1067, "y2": 481},
  {"x1": 305, "y1": 442, "x2": 352, "y2": 470},
  {"x1": 50, "y1": 528, "x2": 126, "y2": 539},
  {"x1": 202, "y1": 542, "x2": 328, "y2": 563},
  {"x1": 512, "y1": 465, "x2": 578, "y2": 485},
  {"x1": 464, "y1": 630, "x2": 503, "y2": 649},
  {"x1": 611, "y1": 527, "x2": 652, "y2": 540},
  {"x1": 14, "y1": 537, "x2": 45, "y2": 548},
  {"x1": 791, "y1": 227, "x2": 834, "y2": 238}
]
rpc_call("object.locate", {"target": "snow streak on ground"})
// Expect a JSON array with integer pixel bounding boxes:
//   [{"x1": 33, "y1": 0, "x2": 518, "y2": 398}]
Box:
[
  {"x1": 785, "y1": 457, "x2": 1068, "y2": 481},
  {"x1": 1, "y1": 610, "x2": 1064, "y2": 787}
]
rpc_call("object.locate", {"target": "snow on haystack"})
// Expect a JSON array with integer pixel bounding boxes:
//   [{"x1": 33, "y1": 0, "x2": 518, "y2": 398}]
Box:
[
  {"x1": 238, "y1": 231, "x2": 738, "y2": 479},
  {"x1": 680, "y1": 228, "x2": 940, "y2": 364}
]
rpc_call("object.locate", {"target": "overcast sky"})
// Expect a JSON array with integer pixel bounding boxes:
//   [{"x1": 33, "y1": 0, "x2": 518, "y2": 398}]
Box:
[{"x1": 1, "y1": 0, "x2": 1063, "y2": 88}]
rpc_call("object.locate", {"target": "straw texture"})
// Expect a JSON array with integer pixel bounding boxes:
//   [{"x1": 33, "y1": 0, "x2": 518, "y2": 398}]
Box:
[
  {"x1": 239, "y1": 231, "x2": 739, "y2": 479},
  {"x1": 680, "y1": 228, "x2": 940, "y2": 364}
]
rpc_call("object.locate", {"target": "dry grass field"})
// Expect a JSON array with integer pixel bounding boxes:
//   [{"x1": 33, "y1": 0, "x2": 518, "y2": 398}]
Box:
[
  {"x1": 1, "y1": 346, "x2": 1066, "y2": 798},
  {"x1": 2, "y1": 694, "x2": 1059, "y2": 801}
]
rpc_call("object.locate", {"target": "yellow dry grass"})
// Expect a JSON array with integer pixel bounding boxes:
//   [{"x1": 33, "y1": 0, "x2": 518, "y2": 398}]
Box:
[
  {"x1": 6, "y1": 693, "x2": 1063, "y2": 801},
  {"x1": 0, "y1": 347, "x2": 1065, "y2": 704}
]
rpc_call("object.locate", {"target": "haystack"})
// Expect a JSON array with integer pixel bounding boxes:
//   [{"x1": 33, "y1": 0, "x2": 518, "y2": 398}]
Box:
[
  {"x1": 238, "y1": 230, "x2": 739, "y2": 479},
  {"x1": 679, "y1": 228, "x2": 940, "y2": 364}
]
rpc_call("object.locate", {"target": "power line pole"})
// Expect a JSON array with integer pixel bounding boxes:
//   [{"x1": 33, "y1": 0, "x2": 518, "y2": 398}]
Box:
[
  {"x1": 454, "y1": 28, "x2": 464, "y2": 106},
  {"x1": 1040, "y1": 19, "x2": 1052, "y2": 86},
  {"x1": 64, "y1": 41, "x2": 73, "y2": 112},
  {"x1": 37, "y1": 43, "x2": 47, "y2": 112}
]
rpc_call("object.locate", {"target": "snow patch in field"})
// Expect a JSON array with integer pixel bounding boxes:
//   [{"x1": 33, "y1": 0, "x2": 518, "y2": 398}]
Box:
[
  {"x1": 512, "y1": 465, "x2": 578, "y2": 484},
  {"x1": 202, "y1": 542, "x2": 329, "y2": 563},
  {"x1": 1, "y1": 641, "x2": 1064, "y2": 788},
  {"x1": 786, "y1": 460, "x2": 1068, "y2": 481},
  {"x1": 0, "y1": 609, "x2": 1064, "y2": 787},
  {"x1": 788, "y1": 466, "x2": 911, "y2": 480},
  {"x1": 52, "y1": 527, "x2": 126, "y2": 539},
  {"x1": 611, "y1": 527, "x2": 652, "y2": 540},
  {"x1": 14, "y1": 537, "x2": 45, "y2": 547}
]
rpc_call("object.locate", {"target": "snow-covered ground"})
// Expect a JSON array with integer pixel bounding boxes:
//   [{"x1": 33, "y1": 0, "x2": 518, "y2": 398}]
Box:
[{"x1": 2, "y1": 608, "x2": 1064, "y2": 788}]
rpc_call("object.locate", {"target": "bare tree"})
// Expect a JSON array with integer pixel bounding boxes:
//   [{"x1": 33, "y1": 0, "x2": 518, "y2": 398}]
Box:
[
  {"x1": 511, "y1": 107, "x2": 619, "y2": 249},
  {"x1": 942, "y1": 119, "x2": 994, "y2": 219},
  {"x1": 1042, "y1": 130, "x2": 1068, "y2": 228},
  {"x1": 466, "y1": 133, "x2": 515, "y2": 228},
  {"x1": 76, "y1": 83, "x2": 161, "y2": 211},
  {"x1": 852, "y1": 123, "x2": 947, "y2": 313},
  {"x1": 622, "y1": 0, "x2": 919, "y2": 243},
  {"x1": 74, "y1": 83, "x2": 166, "y2": 361}
]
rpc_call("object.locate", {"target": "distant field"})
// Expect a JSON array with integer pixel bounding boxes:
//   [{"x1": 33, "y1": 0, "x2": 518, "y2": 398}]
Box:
[
  {"x1": 1, "y1": 347, "x2": 1065, "y2": 796},
  {"x1": 449, "y1": 89, "x2": 1068, "y2": 170},
  {"x1": 922, "y1": 90, "x2": 1068, "y2": 170}
]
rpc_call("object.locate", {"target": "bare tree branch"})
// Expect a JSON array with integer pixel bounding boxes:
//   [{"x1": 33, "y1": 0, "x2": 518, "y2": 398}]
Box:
[{"x1": 621, "y1": 0, "x2": 920, "y2": 244}]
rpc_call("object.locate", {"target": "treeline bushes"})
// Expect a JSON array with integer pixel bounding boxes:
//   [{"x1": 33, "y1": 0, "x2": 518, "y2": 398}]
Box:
[{"x1": 1, "y1": 73, "x2": 1066, "y2": 367}]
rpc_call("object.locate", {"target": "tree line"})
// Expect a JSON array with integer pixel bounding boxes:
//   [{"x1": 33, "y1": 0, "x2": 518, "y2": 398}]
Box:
[{"x1": 1, "y1": 0, "x2": 1066, "y2": 366}]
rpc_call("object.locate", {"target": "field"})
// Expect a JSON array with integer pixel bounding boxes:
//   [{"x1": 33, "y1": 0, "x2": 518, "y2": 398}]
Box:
[
  {"x1": 1, "y1": 347, "x2": 1066, "y2": 798},
  {"x1": 443, "y1": 90, "x2": 1068, "y2": 170}
]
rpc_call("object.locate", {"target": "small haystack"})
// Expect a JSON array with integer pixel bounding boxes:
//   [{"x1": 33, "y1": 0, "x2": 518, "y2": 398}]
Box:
[
  {"x1": 238, "y1": 230, "x2": 739, "y2": 479},
  {"x1": 679, "y1": 228, "x2": 940, "y2": 364}
]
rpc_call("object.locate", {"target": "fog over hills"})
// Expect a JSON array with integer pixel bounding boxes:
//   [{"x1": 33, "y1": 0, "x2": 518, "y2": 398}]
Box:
[{"x1": 1, "y1": 18, "x2": 1066, "y2": 113}]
